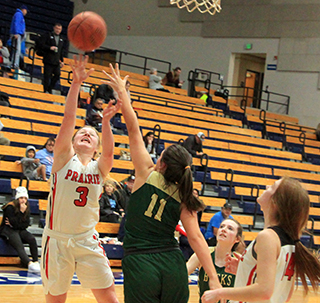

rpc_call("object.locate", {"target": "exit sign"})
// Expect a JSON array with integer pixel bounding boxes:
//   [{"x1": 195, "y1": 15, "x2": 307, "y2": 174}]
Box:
[{"x1": 244, "y1": 43, "x2": 252, "y2": 50}]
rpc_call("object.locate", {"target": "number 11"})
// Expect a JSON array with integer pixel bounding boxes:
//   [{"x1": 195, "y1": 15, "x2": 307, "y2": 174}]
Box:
[{"x1": 144, "y1": 193, "x2": 167, "y2": 222}]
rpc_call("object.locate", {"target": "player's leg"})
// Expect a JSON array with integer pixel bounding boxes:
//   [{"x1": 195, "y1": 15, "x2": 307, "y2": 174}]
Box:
[
  {"x1": 41, "y1": 235, "x2": 75, "y2": 300},
  {"x1": 75, "y1": 232, "x2": 118, "y2": 301},
  {"x1": 160, "y1": 250, "x2": 189, "y2": 303},
  {"x1": 122, "y1": 254, "x2": 162, "y2": 303},
  {"x1": 45, "y1": 293, "x2": 67, "y2": 303},
  {"x1": 91, "y1": 284, "x2": 119, "y2": 303}
]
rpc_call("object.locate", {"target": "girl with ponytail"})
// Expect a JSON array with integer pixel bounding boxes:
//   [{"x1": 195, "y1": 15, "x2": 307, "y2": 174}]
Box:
[
  {"x1": 105, "y1": 64, "x2": 221, "y2": 303},
  {"x1": 202, "y1": 176, "x2": 320, "y2": 303}
]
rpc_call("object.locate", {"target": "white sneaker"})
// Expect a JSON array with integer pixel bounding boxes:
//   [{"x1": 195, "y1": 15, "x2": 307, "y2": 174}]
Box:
[{"x1": 28, "y1": 261, "x2": 41, "y2": 273}]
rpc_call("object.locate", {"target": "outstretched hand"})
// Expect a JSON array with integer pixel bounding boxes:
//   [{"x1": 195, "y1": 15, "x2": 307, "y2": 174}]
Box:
[
  {"x1": 202, "y1": 289, "x2": 224, "y2": 303},
  {"x1": 71, "y1": 54, "x2": 95, "y2": 84},
  {"x1": 102, "y1": 99, "x2": 122, "y2": 122},
  {"x1": 102, "y1": 63, "x2": 129, "y2": 94},
  {"x1": 225, "y1": 252, "x2": 241, "y2": 274}
]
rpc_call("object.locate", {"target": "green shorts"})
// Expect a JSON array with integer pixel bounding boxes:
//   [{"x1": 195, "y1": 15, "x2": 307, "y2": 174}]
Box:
[{"x1": 122, "y1": 249, "x2": 189, "y2": 303}]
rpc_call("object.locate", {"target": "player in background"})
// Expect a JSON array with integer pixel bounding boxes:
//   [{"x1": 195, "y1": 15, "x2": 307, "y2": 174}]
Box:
[
  {"x1": 104, "y1": 64, "x2": 222, "y2": 303},
  {"x1": 41, "y1": 55, "x2": 120, "y2": 303},
  {"x1": 187, "y1": 218, "x2": 243, "y2": 303},
  {"x1": 202, "y1": 177, "x2": 320, "y2": 303}
]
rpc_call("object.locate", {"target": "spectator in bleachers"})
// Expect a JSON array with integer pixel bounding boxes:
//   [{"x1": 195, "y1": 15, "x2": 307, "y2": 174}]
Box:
[
  {"x1": 149, "y1": 68, "x2": 170, "y2": 92},
  {"x1": 116, "y1": 174, "x2": 135, "y2": 242},
  {"x1": 316, "y1": 123, "x2": 320, "y2": 141},
  {"x1": 99, "y1": 180, "x2": 124, "y2": 223},
  {"x1": 199, "y1": 91, "x2": 214, "y2": 107},
  {"x1": 0, "y1": 132, "x2": 10, "y2": 160},
  {"x1": 0, "y1": 186, "x2": 40, "y2": 273},
  {"x1": 162, "y1": 67, "x2": 184, "y2": 88},
  {"x1": 143, "y1": 131, "x2": 157, "y2": 161},
  {"x1": 16, "y1": 145, "x2": 47, "y2": 181},
  {"x1": 182, "y1": 132, "x2": 205, "y2": 158},
  {"x1": 125, "y1": 80, "x2": 131, "y2": 100},
  {"x1": 86, "y1": 97, "x2": 104, "y2": 131},
  {"x1": 93, "y1": 83, "x2": 116, "y2": 104},
  {"x1": 0, "y1": 38, "x2": 11, "y2": 78},
  {"x1": 41, "y1": 23, "x2": 65, "y2": 94},
  {"x1": 36, "y1": 137, "x2": 55, "y2": 179},
  {"x1": 10, "y1": 5, "x2": 28, "y2": 70},
  {"x1": 204, "y1": 202, "x2": 233, "y2": 246}
]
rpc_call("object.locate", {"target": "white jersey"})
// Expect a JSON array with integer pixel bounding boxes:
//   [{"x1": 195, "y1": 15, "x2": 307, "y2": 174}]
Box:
[
  {"x1": 231, "y1": 226, "x2": 295, "y2": 303},
  {"x1": 46, "y1": 155, "x2": 103, "y2": 234}
]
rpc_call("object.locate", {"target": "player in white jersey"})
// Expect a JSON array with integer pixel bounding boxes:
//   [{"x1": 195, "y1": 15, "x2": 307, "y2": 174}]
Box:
[
  {"x1": 41, "y1": 54, "x2": 120, "y2": 303},
  {"x1": 202, "y1": 177, "x2": 320, "y2": 303}
]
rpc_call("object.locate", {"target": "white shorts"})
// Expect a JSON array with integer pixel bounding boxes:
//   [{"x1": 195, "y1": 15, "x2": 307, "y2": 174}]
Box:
[{"x1": 41, "y1": 227, "x2": 114, "y2": 296}]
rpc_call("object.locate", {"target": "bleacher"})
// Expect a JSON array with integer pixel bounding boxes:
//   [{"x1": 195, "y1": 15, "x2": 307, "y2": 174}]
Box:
[{"x1": 1, "y1": 51, "x2": 320, "y2": 268}]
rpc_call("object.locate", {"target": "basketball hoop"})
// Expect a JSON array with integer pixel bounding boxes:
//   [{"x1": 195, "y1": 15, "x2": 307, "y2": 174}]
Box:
[{"x1": 170, "y1": 0, "x2": 221, "y2": 15}]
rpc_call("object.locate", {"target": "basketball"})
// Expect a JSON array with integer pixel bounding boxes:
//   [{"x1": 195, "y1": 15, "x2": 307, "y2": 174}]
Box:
[{"x1": 68, "y1": 11, "x2": 107, "y2": 52}]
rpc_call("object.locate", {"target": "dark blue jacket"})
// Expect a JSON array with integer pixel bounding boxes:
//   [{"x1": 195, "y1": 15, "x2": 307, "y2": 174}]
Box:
[{"x1": 10, "y1": 9, "x2": 26, "y2": 36}]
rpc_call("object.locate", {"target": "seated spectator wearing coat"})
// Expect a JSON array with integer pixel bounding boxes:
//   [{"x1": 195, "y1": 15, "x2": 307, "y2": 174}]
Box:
[
  {"x1": 35, "y1": 137, "x2": 55, "y2": 179},
  {"x1": 182, "y1": 132, "x2": 205, "y2": 158},
  {"x1": 99, "y1": 180, "x2": 124, "y2": 223},
  {"x1": 0, "y1": 187, "x2": 40, "y2": 273},
  {"x1": 0, "y1": 38, "x2": 11, "y2": 78},
  {"x1": 0, "y1": 131, "x2": 10, "y2": 160},
  {"x1": 149, "y1": 68, "x2": 170, "y2": 92},
  {"x1": 16, "y1": 145, "x2": 47, "y2": 181},
  {"x1": 162, "y1": 67, "x2": 184, "y2": 88},
  {"x1": 86, "y1": 97, "x2": 104, "y2": 131},
  {"x1": 143, "y1": 131, "x2": 157, "y2": 161}
]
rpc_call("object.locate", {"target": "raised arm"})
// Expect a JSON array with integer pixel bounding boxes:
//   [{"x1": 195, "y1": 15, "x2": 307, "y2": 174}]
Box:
[
  {"x1": 98, "y1": 100, "x2": 121, "y2": 178},
  {"x1": 52, "y1": 55, "x2": 94, "y2": 174},
  {"x1": 186, "y1": 252, "x2": 201, "y2": 275},
  {"x1": 103, "y1": 64, "x2": 154, "y2": 187},
  {"x1": 180, "y1": 205, "x2": 221, "y2": 291}
]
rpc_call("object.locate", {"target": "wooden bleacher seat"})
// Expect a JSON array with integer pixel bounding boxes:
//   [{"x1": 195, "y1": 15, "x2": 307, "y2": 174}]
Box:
[
  {"x1": 211, "y1": 171, "x2": 320, "y2": 193},
  {"x1": 8, "y1": 97, "x2": 86, "y2": 118},
  {"x1": 234, "y1": 186, "x2": 319, "y2": 204},
  {"x1": 0, "y1": 78, "x2": 66, "y2": 103},
  {"x1": 201, "y1": 212, "x2": 254, "y2": 227},
  {"x1": 228, "y1": 142, "x2": 301, "y2": 161},
  {"x1": 0, "y1": 106, "x2": 85, "y2": 128},
  {"x1": 0, "y1": 77, "x2": 44, "y2": 92},
  {"x1": 208, "y1": 130, "x2": 281, "y2": 149},
  {"x1": 193, "y1": 158, "x2": 272, "y2": 176},
  {"x1": 229, "y1": 104, "x2": 299, "y2": 125}
]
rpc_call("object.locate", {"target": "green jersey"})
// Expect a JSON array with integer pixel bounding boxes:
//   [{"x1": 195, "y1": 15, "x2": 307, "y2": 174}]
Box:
[
  {"x1": 123, "y1": 171, "x2": 181, "y2": 252},
  {"x1": 198, "y1": 248, "x2": 236, "y2": 303}
]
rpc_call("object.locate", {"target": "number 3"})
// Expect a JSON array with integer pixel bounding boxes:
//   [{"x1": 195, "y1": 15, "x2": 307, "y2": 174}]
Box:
[{"x1": 74, "y1": 186, "x2": 89, "y2": 207}]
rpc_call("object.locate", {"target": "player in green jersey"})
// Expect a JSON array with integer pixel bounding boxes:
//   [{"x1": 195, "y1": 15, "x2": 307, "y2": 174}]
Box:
[
  {"x1": 104, "y1": 64, "x2": 222, "y2": 303},
  {"x1": 187, "y1": 219, "x2": 243, "y2": 303}
]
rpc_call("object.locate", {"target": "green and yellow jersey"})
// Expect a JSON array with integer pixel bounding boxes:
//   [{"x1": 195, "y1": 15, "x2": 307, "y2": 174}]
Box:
[
  {"x1": 123, "y1": 171, "x2": 182, "y2": 252},
  {"x1": 198, "y1": 248, "x2": 236, "y2": 303}
]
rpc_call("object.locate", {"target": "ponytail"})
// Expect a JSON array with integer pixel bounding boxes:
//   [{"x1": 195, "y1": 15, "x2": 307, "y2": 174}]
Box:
[
  {"x1": 273, "y1": 176, "x2": 320, "y2": 293},
  {"x1": 161, "y1": 144, "x2": 205, "y2": 212},
  {"x1": 295, "y1": 241, "x2": 320, "y2": 293}
]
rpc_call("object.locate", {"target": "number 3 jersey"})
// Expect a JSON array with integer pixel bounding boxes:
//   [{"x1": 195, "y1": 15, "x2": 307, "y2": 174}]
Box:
[
  {"x1": 123, "y1": 171, "x2": 181, "y2": 252},
  {"x1": 230, "y1": 226, "x2": 295, "y2": 303},
  {"x1": 46, "y1": 155, "x2": 103, "y2": 234}
]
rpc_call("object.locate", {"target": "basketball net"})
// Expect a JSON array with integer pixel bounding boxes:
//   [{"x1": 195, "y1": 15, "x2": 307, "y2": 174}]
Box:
[{"x1": 170, "y1": 0, "x2": 221, "y2": 15}]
